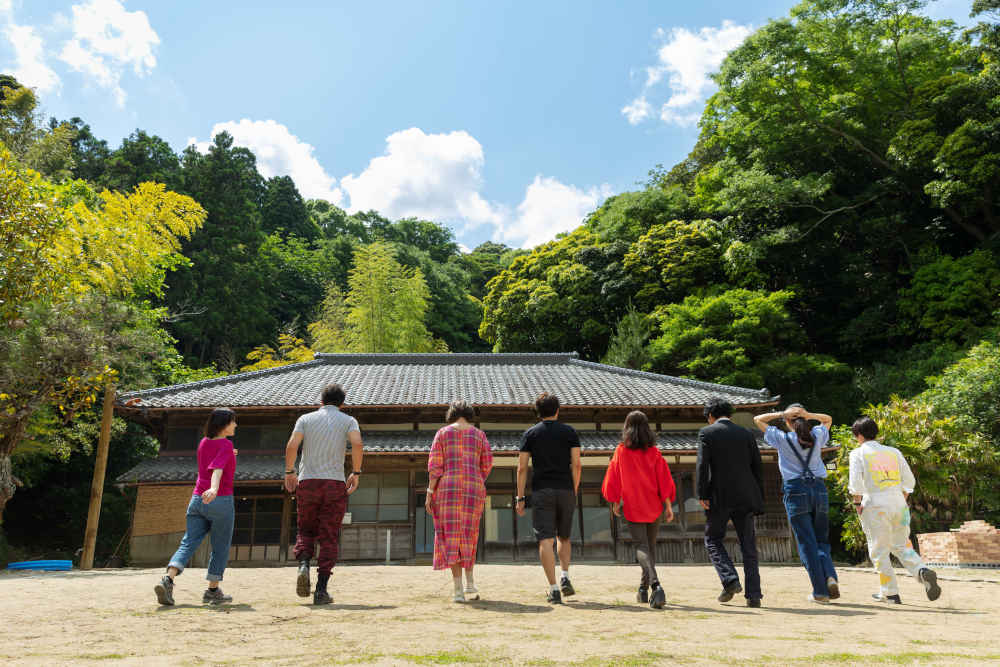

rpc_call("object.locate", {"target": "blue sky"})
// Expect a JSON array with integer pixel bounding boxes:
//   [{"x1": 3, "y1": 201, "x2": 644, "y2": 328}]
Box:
[{"x1": 1, "y1": 0, "x2": 975, "y2": 249}]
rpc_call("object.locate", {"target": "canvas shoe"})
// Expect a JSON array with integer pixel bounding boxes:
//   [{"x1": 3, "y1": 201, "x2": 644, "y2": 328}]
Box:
[
  {"x1": 919, "y1": 568, "x2": 941, "y2": 601},
  {"x1": 203, "y1": 587, "x2": 232, "y2": 605},
  {"x1": 807, "y1": 593, "x2": 830, "y2": 604},
  {"x1": 154, "y1": 575, "x2": 174, "y2": 606},
  {"x1": 826, "y1": 577, "x2": 840, "y2": 600},
  {"x1": 872, "y1": 592, "x2": 902, "y2": 604},
  {"x1": 463, "y1": 584, "x2": 480, "y2": 601},
  {"x1": 452, "y1": 590, "x2": 466, "y2": 603}
]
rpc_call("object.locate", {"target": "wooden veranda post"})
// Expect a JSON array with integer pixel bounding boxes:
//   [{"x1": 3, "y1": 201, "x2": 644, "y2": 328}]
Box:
[{"x1": 81, "y1": 383, "x2": 116, "y2": 570}]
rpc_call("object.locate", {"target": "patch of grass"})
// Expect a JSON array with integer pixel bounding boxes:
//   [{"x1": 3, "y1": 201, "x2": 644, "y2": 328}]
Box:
[
  {"x1": 329, "y1": 653, "x2": 384, "y2": 665},
  {"x1": 75, "y1": 654, "x2": 128, "y2": 661},
  {"x1": 393, "y1": 650, "x2": 495, "y2": 665},
  {"x1": 570, "y1": 652, "x2": 688, "y2": 667},
  {"x1": 797, "y1": 652, "x2": 1000, "y2": 664}
]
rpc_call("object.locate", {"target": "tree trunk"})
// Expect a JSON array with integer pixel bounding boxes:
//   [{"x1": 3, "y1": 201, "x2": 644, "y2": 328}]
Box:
[{"x1": 0, "y1": 454, "x2": 18, "y2": 525}]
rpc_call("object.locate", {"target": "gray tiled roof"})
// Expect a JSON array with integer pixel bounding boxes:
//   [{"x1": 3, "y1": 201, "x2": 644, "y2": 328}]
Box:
[
  {"x1": 118, "y1": 353, "x2": 774, "y2": 409},
  {"x1": 116, "y1": 430, "x2": 774, "y2": 483}
]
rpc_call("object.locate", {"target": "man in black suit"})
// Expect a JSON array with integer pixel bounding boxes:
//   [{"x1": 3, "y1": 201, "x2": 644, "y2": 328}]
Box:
[{"x1": 696, "y1": 397, "x2": 764, "y2": 607}]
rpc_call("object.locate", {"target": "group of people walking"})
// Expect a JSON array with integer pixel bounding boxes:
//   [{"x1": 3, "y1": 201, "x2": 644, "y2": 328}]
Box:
[{"x1": 153, "y1": 383, "x2": 943, "y2": 611}]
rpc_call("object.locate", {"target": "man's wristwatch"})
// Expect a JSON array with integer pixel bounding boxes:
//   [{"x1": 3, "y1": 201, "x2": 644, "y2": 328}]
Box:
[
  {"x1": 285, "y1": 469, "x2": 295, "y2": 474},
  {"x1": 515, "y1": 496, "x2": 526, "y2": 503},
  {"x1": 352, "y1": 470, "x2": 362, "y2": 475}
]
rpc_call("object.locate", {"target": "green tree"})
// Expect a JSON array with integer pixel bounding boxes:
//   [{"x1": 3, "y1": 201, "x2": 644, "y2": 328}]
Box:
[
  {"x1": 166, "y1": 132, "x2": 269, "y2": 364},
  {"x1": 100, "y1": 129, "x2": 181, "y2": 192},
  {"x1": 601, "y1": 304, "x2": 653, "y2": 369},
  {"x1": 308, "y1": 283, "x2": 350, "y2": 353},
  {"x1": 622, "y1": 219, "x2": 726, "y2": 308},
  {"x1": 262, "y1": 175, "x2": 319, "y2": 240},
  {"x1": 342, "y1": 242, "x2": 440, "y2": 353},
  {"x1": 646, "y1": 289, "x2": 854, "y2": 416},
  {"x1": 0, "y1": 146, "x2": 205, "y2": 520}
]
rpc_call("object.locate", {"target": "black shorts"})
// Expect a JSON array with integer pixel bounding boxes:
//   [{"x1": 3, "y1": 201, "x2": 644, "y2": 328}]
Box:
[{"x1": 531, "y1": 488, "x2": 576, "y2": 541}]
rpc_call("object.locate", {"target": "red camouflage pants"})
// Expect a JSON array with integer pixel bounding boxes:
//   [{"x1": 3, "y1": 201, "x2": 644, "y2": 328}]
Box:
[{"x1": 293, "y1": 479, "x2": 348, "y2": 576}]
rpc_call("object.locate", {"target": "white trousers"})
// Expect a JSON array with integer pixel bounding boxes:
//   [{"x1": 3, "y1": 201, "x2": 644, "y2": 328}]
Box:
[{"x1": 860, "y1": 504, "x2": 926, "y2": 596}]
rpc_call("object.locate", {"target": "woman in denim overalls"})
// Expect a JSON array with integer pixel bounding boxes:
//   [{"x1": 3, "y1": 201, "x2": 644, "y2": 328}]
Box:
[{"x1": 754, "y1": 404, "x2": 839, "y2": 603}]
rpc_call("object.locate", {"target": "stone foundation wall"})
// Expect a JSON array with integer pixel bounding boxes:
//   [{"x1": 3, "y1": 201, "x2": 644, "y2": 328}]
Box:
[{"x1": 917, "y1": 520, "x2": 1000, "y2": 566}]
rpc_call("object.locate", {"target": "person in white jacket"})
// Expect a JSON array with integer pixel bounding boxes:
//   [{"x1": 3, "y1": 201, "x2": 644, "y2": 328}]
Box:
[{"x1": 848, "y1": 417, "x2": 942, "y2": 604}]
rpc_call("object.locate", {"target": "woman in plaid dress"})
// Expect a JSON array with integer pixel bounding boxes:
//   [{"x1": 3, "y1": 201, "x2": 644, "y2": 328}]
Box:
[{"x1": 425, "y1": 400, "x2": 493, "y2": 602}]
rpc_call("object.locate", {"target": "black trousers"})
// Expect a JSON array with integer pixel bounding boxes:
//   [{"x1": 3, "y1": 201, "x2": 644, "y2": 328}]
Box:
[
  {"x1": 704, "y1": 506, "x2": 761, "y2": 600},
  {"x1": 627, "y1": 518, "x2": 661, "y2": 588}
]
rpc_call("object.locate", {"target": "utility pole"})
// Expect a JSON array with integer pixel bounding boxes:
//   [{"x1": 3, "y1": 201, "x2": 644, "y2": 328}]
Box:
[{"x1": 81, "y1": 383, "x2": 116, "y2": 570}]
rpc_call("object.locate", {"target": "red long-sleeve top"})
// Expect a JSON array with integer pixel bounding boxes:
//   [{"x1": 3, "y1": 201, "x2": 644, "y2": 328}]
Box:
[{"x1": 601, "y1": 443, "x2": 677, "y2": 523}]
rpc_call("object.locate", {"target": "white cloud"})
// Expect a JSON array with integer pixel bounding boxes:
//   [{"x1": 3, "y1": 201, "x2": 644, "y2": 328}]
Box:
[
  {"x1": 502, "y1": 176, "x2": 614, "y2": 248},
  {"x1": 341, "y1": 127, "x2": 504, "y2": 226},
  {"x1": 0, "y1": 1, "x2": 12, "y2": 15},
  {"x1": 57, "y1": 0, "x2": 159, "y2": 107},
  {"x1": 621, "y1": 95, "x2": 653, "y2": 125},
  {"x1": 3, "y1": 23, "x2": 60, "y2": 94},
  {"x1": 340, "y1": 127, "x2": 611, "y2": 248},
  {"x1": 623, "y1": 20, "x2": 753, "y2": 127},
  {"x1": 188, "y1": 119, "x2": 343, "y2": 203}
]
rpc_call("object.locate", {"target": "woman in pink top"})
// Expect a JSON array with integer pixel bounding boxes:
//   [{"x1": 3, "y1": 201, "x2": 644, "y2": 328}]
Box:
[{"x1": 154, "y1": 408, "x2": 238, "y2": 606}]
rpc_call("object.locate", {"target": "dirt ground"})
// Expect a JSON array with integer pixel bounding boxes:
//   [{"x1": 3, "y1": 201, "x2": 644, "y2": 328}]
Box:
[{"x1": 0, "y1": 564, "x2": 997, "y2": 666}]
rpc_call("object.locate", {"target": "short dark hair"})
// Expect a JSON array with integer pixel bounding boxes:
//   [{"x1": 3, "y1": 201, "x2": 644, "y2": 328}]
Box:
[
  {"x1": 446, "y1": 399, "x2": 476, "y2": 423},
  {"x1": 851, "y1": 417, "x2": 879, "y2": 441},
  {"x1": 535, "y1": 392, "x2": 560, "y2": 418},
  {"x1": 622, "y1": 410, "x2": 656, "y2": 450},
  {"x1": 203, "y1": 407, "x2": 236, "y2": 438},
  {"x1": 321, "y1": 383, "x2": 346, "y2": 406},
  {"x1": 703, "y1": 398, "x2": 733, "y2": 420}
]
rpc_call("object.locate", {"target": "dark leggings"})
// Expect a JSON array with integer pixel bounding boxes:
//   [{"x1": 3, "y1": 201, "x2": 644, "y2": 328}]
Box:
[{"x1": 628, "y1": 518, "x2": 661, "y2": 588}]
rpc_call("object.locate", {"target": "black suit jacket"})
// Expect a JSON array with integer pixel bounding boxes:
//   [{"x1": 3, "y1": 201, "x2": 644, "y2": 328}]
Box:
[{"x1": 696, "y1": 419, "x2": 765, "y2": 514}]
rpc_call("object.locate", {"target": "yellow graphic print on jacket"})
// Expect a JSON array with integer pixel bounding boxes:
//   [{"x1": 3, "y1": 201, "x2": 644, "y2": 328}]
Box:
[{"x1": 864, "y1": 450, "x2": 901, "y2": 490}]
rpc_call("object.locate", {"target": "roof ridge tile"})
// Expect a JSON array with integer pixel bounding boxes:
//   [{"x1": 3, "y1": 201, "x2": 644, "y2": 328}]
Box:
[{"x1": 567, "y1": 358, "x2": 771, "y2": 400}]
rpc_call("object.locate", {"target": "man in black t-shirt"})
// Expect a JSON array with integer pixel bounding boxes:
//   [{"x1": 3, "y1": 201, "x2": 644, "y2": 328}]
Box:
[{"x1": 516, "y1": 392, "x2": 582, "y2": 604}]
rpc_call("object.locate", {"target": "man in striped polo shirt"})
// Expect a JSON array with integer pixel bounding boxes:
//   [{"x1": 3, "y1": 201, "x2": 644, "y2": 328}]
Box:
[{"x1": 284, "y1": 383, "x2": 364, "y2": 605}]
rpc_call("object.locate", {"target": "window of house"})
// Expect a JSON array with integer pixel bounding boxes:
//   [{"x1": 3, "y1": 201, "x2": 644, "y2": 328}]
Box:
[
  {"x1": 164, "y1": 427, "x2": 198, "y2": 452},
  {"x1": 347, "y1": 472, "x2": 409, "y2": 523}
]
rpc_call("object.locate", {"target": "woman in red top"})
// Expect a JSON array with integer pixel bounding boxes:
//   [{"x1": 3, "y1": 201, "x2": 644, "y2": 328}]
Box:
[{"x1": 601, "y1": 410, "x2": 676, "y2": 609}]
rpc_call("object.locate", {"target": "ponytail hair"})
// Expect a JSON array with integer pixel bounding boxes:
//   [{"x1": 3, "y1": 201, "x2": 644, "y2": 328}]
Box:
[
  {"x1": 791, "y1": 417, "x2": 815, "y2": 449},
  {"x1": 785, "y1": 402, "x2": 814, "y2": 449}
]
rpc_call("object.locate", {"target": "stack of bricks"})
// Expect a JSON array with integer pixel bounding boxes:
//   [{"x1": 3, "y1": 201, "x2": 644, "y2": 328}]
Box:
[{"x1": 917, "y1": 520, "x2": 1000, "y2": 567}]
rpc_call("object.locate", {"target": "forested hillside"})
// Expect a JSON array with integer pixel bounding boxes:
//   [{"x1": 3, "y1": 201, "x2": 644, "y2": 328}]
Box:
[{"x1": 2, "y1": 0, "x2": 999, "y2": 562}]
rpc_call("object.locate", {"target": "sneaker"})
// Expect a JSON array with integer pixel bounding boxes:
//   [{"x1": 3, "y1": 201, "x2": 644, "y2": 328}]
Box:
[
  {"x1": 747, "y1": 598, "x2": 761, "y2": 608},
  {"x1": 807, "y1": 593, "x2": 830, "y2": 604},
  {"x1": 154, "y1": 575, "x2": 174, "y2": 606},
  {"x1": 649, "y1": 586, "x2": 666, "y2": 610},
  {"x1": 560, "y1": 576, "x2": 575, "y2": 597},
  {"x1": 296, "y1": 560, "x2": 311, "y2": 598},
  {"x1": 313, "y1": 587, "x2": 332, "y2": 605},
  {"x1": 463, "y1": 584, "x2": 480, "y2": 601},
  {"x1": 452, "y1": 590, "x2": 466, "y2": 603},
  {"x1": 717, "y1": 581, "x2": 743, "y2": 603},
  {"x1": 636, "y1": 587, "x2": 649, "y2": 604},
  {"x1": 203, "y1": 587, "x2": 232, "y2": 605},
  {"x1": 546, "y1": 588, "x2": 562, "y2": 604},
  {"x1": 872, "y1": 592, "x2": 902, "y2": 604},
  {"x1": 827, "y1": 577, "x2": 840, "y2": 600},
  {"x1": 919, "y1": 568, "x2": 941, "y2": 601}
]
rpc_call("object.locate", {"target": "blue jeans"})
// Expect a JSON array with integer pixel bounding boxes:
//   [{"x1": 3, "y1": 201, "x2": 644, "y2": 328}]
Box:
[
  {"x1": 783, "y1": 477, "x2": 837, "y2": 597},
  {"x1": 167, "y1": 494, "x2": 235, "y2": 582}
]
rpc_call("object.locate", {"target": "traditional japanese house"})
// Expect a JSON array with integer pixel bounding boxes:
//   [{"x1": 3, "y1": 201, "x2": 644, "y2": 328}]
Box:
[{"x1": 116, "y1": 352, "x2": 812, "y2": 567}]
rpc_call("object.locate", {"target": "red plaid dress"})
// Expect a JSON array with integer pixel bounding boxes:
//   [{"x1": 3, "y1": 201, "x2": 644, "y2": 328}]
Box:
[{"x1": 428, "y1": 425, "x2": 493, "y2": 570}]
